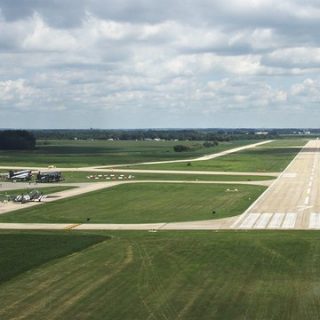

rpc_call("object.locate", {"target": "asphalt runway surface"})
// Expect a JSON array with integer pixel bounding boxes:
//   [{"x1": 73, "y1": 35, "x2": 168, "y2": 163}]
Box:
[{"x1": 232, "y1": 139, "x2": 320, "y2": 230}]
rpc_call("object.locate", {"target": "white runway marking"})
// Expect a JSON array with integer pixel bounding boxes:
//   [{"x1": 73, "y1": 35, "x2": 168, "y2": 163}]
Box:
[
  {"x1": 253, "y1": 213, "x2": 272, "y2": 229},
  {"x1": 238, "y1": 213, "x2": 260, "y2": 229},
  {"x1": 281, "y1": 213, "x2": 297, "y2": 229},
  {"x1": 267, "y1": 213, "x2": 285, "y2": 229},
  {"x1": 309, "y1": 213, "x2": 320, "y2": 229},
  {"x1": 307, "y1": 188, "x2": 311, "y2": 195},
  {"x1": 305, "y1": 196, "x2": 310, "y2": 205}
]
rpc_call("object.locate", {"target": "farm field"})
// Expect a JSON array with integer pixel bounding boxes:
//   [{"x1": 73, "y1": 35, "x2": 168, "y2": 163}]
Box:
[
  {"x1": 0, "y1": 139, "x2": 260, "y2": 168},
  {"x1": 125, "y1": 146, "x2": 302, "y2": 172},
  {"x1": 1, "y1": 230, "x2": 320, "y2": 320},
  {"x1": 62, "y1": 171, "x2": 274, "y2": 183},
  {"x1": 0, "y1": 183, "x2": 266, "y2": 223}
]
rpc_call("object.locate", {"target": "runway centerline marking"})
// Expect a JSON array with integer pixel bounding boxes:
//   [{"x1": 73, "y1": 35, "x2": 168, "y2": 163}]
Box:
[{"x1": 305, "y1": 196, "x2": 310, "y2": 205}]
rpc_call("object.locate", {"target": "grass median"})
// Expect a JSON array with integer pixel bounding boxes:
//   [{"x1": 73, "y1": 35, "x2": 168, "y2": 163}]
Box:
[
  {"x1": 0, "y1": 183, "x2": 266, "y2": 224},
  {"x1": 123, "y1": 146, "x2": 301, "y2": 172},
  {"x1": 62, "y1": 171, "x2": 275, "y2": 183}
]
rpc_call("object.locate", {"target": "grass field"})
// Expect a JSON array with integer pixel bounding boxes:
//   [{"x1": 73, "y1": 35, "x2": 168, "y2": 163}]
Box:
[
  {"x1": 0, "y1": 139, "x2": 260, "y2": 168},
  {"x1": 262, "y1": 138, "x2": 308, "y2": 147},
  {"x1": 1, "y1": 231, "x2": 320, "y2": 319},
  {"x1": 0, "y1": 183, "x2": 266, "y2": 223},
  {"x1": 125, "y1": 146, "x2": 302, "y2": 172},
  {"x1": 62, "y1": 171, "x2": 275, "y2": 183},
  {"x1": 0, "y1": 231, "x2": 106, "y2": 285}
]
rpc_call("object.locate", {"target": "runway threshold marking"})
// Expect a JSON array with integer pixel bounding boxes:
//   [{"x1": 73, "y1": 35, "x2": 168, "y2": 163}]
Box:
[
  {"x1": 267, "y1": 213, "x2": 285, "y2": 229},
  {"x1": 238, "y1": 213, "x2": 260, "y2": 229},
  {"x1": 281, "y1": 213, "x2": 297, "y2": 229},
  {"x1": 309, "y1": 213, "x2": 320, "y2": 229},
  {"x1": 253, "y1": 213, "x2": 272, "y2": 229},
  {"x1": 236, "y1": 212, "x2": 298, "y2": 229}
]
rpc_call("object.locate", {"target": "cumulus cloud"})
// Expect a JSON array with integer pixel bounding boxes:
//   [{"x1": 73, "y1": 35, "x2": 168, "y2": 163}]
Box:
[{"x1": 1, "y1": 0, "x2": 320, "y2": 128}]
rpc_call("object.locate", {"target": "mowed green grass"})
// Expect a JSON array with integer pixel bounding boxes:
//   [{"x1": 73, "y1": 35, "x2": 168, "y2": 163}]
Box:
[
  {"x1": 62, "y1": 171, "x2": 275, "y2": 183},
  {"x1": 0, "y1": 231, "x2": 107, "y2": 285},
  {"x1": 2, "y1": 231, "x2": 320, "y2": 319},
  {"x1": 0, "y1": 139, "x2": 259, "y2": 168},
  {"x1": 0, "y1": 183, "x2": 266, "y2": 223},
  {"x1": 126, "y1": 146, "x2": 302, "y2": 172},
  {"x1": 263, "y1": 138, "x2": 308, "y2": 147}
]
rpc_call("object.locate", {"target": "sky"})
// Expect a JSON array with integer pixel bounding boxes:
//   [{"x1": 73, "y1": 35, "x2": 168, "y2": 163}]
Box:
[{"x1": 1, "y1": 0, "x2": 320, "y2": 129}]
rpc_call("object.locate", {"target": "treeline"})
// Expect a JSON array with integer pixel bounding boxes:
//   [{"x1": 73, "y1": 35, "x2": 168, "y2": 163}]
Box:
[
  {"x1": 31, "y1": 129, "x2": 279, "y2": 141},
  {"x1": 0, "y1": 130, "x2": 36, "y2": 150}
]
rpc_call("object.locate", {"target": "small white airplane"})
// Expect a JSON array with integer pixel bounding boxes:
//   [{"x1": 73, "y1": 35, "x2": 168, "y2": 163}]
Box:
[
  {"x1": 13, "y1": 190, "x2": 46, "y2": 203},
  {"x1": 8, "y1": 170, "x2": 32, "y2": 181}
]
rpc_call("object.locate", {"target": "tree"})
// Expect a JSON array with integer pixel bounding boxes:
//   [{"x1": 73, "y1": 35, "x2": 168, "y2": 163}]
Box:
[{"x1": 0, "y1": 130, "x2": 36, "y2": 150}]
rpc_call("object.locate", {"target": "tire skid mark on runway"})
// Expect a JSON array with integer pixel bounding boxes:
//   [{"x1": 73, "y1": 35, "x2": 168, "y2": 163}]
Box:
[
  {"x1": 238, "y1": 213, "x2": 260, "y2": 229},
  {"x1": 253, "y1": 213, "x2": 272, "y2": 229},
  {"x1": 281, "y1": 213, "x2": 297, "y2": 229},
  {"x1": 267, "y1": 213, "x2": 285, "y2": 229}
]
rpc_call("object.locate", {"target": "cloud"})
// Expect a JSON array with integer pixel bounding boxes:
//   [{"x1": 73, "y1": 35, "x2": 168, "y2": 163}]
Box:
[
  {"x1": 262, "y1": 47, "x2": 320, "y2": 69},
  {"x1": 1, "y1": 0, "x2": 320, "y2": 128}
]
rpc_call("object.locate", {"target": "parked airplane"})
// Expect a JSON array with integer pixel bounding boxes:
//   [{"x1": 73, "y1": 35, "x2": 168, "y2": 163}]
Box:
[
  {"x1": 8, "y1": 170, "x2": 32, "y2": 181},
  {"x1": 36, "y1": 171, "x2": 63, "y2": 183},
  {"x1": 12, "y1": 190, "x2": 46, "y2": 203}
]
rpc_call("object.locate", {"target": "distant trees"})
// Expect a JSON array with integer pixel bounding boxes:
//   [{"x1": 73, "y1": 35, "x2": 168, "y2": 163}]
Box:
[
  {"x1": 31, "y1": 128, "x2": 279, "y2": 142},
  {"x1": 0, "y1": 130, "x2": 36, "y2": 150}
]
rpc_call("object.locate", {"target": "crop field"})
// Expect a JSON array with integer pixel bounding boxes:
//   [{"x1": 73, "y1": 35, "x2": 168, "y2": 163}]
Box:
[
  {"x1": 0, "y1": 139, "x2": 259, "y2": 168},
  {"x1": 62, "y1": 171, "x2": 274, "y2": 183},
  {"x1": 1, "y1": 231, "x2": 320, "y2": 320},
  {"x1": 0, "y1": 183, "x2": 266, "y2": 223},
  {"x1": 125, "y1": 146, "x2": 302, "y2": 172}
]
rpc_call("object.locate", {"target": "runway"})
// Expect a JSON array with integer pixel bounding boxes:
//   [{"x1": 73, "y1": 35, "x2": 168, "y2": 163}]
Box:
[
  {"x1": 1, "y1": 139, "x2": 319, "y2": 231},
  {"x1": 232, "y1": 139, "x2": 320, "y2": 230}
]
